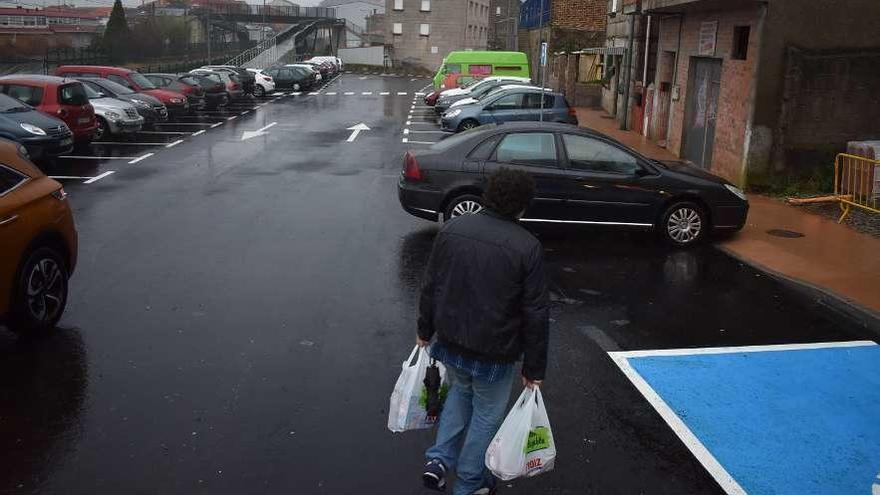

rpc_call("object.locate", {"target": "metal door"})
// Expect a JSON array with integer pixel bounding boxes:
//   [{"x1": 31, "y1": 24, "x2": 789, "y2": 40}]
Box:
[{"x1": 682, "y1": 58, "x2": 721, "y2": 169}]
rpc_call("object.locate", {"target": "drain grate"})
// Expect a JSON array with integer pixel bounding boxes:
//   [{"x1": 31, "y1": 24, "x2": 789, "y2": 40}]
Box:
[{"x1": 766, "y1": 229, "x2": 805, "y2": 238}]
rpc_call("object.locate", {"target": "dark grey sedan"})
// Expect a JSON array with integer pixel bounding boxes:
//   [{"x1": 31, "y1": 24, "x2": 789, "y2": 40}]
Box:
[{"x1": 398, "y1": 122, "x2": 749, "y2": 246}]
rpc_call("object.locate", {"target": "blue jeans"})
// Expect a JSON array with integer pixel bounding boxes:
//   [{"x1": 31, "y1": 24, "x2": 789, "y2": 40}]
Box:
[{"x1": 426, "y1": 363, "x2": 515, "y2": 495}]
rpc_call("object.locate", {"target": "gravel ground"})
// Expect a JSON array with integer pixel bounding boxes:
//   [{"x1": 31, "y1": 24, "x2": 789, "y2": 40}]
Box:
[{"x1": 794, "y1": 202, "x2": 880, "y2": 238}]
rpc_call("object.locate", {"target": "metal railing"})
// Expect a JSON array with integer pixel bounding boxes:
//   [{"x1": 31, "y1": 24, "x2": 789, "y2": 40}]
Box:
[{"x1": 834, "y1": 153, "x2": 880, "y2": 222}]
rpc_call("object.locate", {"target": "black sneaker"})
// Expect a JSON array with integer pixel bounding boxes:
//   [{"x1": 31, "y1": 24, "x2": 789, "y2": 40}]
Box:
[{"x1": 422, "y1": 459, "x2": 447, "y2": 491}]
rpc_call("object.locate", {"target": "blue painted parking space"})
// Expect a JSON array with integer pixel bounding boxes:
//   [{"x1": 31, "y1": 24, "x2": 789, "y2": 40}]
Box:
[{"x1": 610, "y1": 341, "x2": 880, "y2": 495}]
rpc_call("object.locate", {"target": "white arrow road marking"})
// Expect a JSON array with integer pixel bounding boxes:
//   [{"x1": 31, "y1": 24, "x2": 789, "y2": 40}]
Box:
[
  {"x1": 346, "y1": 122, "x2": 370, "y2": 142},
  {"x1": 241, "y1": 122, "x2": 277, "y2": 141}
]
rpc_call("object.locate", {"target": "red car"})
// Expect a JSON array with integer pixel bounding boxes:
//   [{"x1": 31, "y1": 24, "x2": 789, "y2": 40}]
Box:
[
  {"x1": 424, "y1": 90, "x2": 440, "y2": 106},
  {"x1": 55, "y1": 66, "x2": 189, "y2": 116},
  {"x1": 0, "y1": 75, "x2": 97, "y2": 144}
]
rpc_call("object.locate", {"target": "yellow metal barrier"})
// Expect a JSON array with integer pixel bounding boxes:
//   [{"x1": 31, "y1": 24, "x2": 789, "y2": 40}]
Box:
[{"x1": 834, "y1": 153, "x2": 880, "y2": 223}]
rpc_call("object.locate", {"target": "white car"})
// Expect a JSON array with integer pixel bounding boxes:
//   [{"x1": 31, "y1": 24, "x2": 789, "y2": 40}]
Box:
[
  {"x1": 246, "y1": 68, "x2": 277, "y2": 97},
  {"x1": 307, "y1": 56, "x2": 343, "y2": 71},
  {"x1": 441, "y1": 76, "x2": 531, "y2": 99}
]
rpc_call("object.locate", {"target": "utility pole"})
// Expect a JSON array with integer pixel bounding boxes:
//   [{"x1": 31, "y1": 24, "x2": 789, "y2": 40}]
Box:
[
  {"x1": 206, "y1": 0, "x2": 211, "y2": 63},
  {"x1": 537, "y1": 0, "x2": 547, "y2": 121}
]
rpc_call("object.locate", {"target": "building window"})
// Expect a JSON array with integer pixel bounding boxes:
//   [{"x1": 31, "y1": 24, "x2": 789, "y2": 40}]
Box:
[
  {"x1": 421, "y1": 0, "x2": 430, "y2": 11},
  {"x1": 496, "y1": 6, "x2": 501, "y2": 15},
  {"x1": 732, "y1": 25, "x2": 750, "y2": 60},
  {"x1": 393, "y1": 0, "x2": 403, "y2": 10},
  {"x1": 611, "y1": 0, "x2": 618, "y2": 13},
  {"x1": 392, "y1": 22, "x2": 402, "y2": 34},
  {"x1": 420, "y1": 23, "x2": 430, "y2": 36}
]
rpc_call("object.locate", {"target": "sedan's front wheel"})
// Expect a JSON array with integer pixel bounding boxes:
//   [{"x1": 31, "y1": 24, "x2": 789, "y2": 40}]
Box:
[
  {"x1": 254, "y1": 85, "x2": 265, "y2": 97},
  {"x1": 660, "y1": 201, "x2": 706, "y2": 246},
  {"x1": 444, "y1": 194, "x2": 483, "y2": 221},
  {"x1": 457, "y1": 119, "x2": 479, "y2": 132}
]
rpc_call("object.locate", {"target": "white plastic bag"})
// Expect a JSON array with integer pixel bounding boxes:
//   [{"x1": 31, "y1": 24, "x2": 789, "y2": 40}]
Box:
[
  {"x1": 485, "y1": 386, "x2": 556, "y2": 480},
  {"x1": 387, "y1": 345, "x2": 447, "y2": 432}
]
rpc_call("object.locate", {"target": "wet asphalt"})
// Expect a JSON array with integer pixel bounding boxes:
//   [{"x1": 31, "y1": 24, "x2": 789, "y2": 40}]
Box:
[{"x1": 0, "y1": 74, "x2": 871, "y2": 494}]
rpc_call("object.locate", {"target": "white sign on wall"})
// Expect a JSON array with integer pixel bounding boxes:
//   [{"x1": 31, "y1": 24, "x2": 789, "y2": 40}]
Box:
[
  {"x1": 431, "y1": 46, "x2": 438, "y2": 54},
  {"x1": 699, "y1": 21, "x2": 718, "y2": 56}
]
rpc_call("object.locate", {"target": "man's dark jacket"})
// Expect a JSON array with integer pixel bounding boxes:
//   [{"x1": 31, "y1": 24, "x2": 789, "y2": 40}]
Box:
[{"x1": 418, "y1": 209, "x2": 550, "y2": 380}]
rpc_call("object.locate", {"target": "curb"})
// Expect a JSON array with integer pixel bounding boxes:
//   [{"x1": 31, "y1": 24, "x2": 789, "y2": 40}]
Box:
[{"x1": 716, "y1": 245, "x2": 880, "y2": 339}]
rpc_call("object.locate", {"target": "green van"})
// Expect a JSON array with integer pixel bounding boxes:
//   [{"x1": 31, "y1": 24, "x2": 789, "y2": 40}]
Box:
[{"x1": 432, "y1": 51, "x2": 530, "y2": 89}]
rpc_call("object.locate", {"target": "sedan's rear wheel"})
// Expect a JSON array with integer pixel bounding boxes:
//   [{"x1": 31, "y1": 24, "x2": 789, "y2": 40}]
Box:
[
  {"x1": 661, "y1": 201, "x2": 706, "y2": 246},
  {"x1": 444, "y1": 194, "x2": 484, "y2": 221},
  {"x1": 9, "y1": 247, "x2": 69, "y2": 335}
]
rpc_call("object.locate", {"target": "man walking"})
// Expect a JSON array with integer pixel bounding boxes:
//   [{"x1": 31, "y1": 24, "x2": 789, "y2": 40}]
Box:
[{"x1": 417, "y1": 169, "x2": 550, "y2": 495}]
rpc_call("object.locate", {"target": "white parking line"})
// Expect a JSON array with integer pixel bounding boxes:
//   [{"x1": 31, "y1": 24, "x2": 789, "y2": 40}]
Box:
[
  {"x1": 90, "y1": 142, "x2": 163, "y2": 146},
  {"x1": 227, "y1": 116, "x2": 237, "y2": 121},
  {"x1": 128, "y1": 152, "x2": 154, "y2": 164},
  {"x1": 211, "y1": 122, "x2": 223, "y2": 128},
  {"x1": 326, "y1": 92, "x2": 337, "y2": 95},
  {"x1": 291, "y1": 92, "x2": 302, "y2": 96},
  {"x1": 58, "y1": 156, "x2": 136, "y2": 160},
  {"x1": 415, "y1": 92, "x2": 426, "y2": 96},
  {"x1": 139, "y1": 131, "x2": 192, "y2": 135},
  {"x1": 240, "y1": 110, "x2": 250, "y2": 115},
  {"x1": 362, "y1": 91, "x2": 373, "y2": 95},
  {"x1": 153, "y1": 122, "x2": 215, "y2": 127},
  {"x1": 407, "y1": 130, "x2": 448, "y2": 133},
  {"x1": 401, "y1": 139, "x2": 437, "y2": 145},
  {"x1": 403, "y1": 128, "x2": 410, "y2": 135},
  {"x1": 165, "y1": 139, "x2": 184, "y2": 148},
  {"x1": 83, "y1": 171, "x2": 115, "y2": 184},
  {"x1": 408, "y1": 120, "x2": 438, "y2": 124},
  {"x1": 192, "y1": 130, "x2": 206, "y2": 137},
  {"x1": 397, "y1": 92, "x2": 408, "y2": 95},
  {"x1": 344, "y1": 91, "x2": 355, "y2": 95},
  {"x1": 49, "y1": 175, "x2": 92, "y2": 180},
  {"x1": 271, "y1": 92, "x2": 284, "y2": 96},
  {"x1": 380, "y1": 92, "x2": 390, "y2": 96},
  {"x1": 309, "y1": 91, "x2": 320, "y2": 95}
]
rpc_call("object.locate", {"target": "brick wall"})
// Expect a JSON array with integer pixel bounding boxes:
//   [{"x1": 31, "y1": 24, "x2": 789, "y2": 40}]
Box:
[
  {"x1": 550, "y1": 0, "x2": 606, "y2": 31},
  {"x1": 661, "y1": 5, "x2": 761, "y2": 184}
]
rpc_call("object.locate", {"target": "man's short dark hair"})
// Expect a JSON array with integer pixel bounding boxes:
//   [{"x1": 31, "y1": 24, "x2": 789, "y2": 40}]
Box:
[{"x1": 483, "y1": 168, "x2": 535, "y2": 219}]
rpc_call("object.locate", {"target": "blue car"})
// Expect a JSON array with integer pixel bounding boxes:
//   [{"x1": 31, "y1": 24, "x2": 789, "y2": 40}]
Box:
[{"x1": 440, "y1": 87, "x2": 578, "y2": 132}]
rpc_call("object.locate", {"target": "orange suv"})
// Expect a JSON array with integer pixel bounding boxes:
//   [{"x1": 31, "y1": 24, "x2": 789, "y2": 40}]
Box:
[{"x1": 0, "y1": 138, "x2": 77, "y2": 333}]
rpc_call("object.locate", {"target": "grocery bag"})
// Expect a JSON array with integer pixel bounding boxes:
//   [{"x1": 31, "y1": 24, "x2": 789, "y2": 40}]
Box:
[
  {"x1": 485, "y1": 386, "x2": 556, "y2": 480},
  {"x1": 387, "y1": 345, "x2": 447, "y2": 432}
]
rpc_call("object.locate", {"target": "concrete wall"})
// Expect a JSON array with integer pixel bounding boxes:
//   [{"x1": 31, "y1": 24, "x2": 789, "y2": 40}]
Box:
[
  {"x1": 386, "y1": 0, "x2": 487, "y2": 70},
  {"x1": 753, "y1": 0, "x2": 880, "y2": 173},
  {"x1": 339, "y1": 45, "x2": 385, "y2": 65}
]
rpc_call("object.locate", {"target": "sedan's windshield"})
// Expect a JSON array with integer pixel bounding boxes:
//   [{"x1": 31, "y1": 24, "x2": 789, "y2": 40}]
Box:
[
  {"x1": 0, "y1": 93, "x2": 30, "y2": 112},
  {"x1": 130, "y1": 73, "x2": 157, "y2": 90}
]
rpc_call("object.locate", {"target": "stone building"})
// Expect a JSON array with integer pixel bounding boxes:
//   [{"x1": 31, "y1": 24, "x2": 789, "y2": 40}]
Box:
[
  {"x1": 608, "y1": 0, "x2": 880, "y2": 187},
  {"x1": 386, "y1": 0, "x2": 488, "y2": 70}
]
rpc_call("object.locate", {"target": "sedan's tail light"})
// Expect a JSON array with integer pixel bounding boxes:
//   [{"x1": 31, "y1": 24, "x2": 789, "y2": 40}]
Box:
[
  {"x1": 568, "y1": 106, "x2": 577, "y2": 117},
  {"x1": 264, "y1": 76, "x2": 273, "y2": 82},
  {"x1": 404, "y1": 151, "x2": 422, "y2": 181}
]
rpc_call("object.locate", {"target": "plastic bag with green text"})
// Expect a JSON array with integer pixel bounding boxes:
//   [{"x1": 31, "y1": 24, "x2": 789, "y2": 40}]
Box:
[{"x1": 485, "y1": 386, "x2": 556, "y2": 480}]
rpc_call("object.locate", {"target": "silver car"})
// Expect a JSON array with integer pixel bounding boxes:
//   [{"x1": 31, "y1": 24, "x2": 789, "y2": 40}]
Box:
[{"x1": 82, "y1": 82, "x2": 144, "y2": 139}]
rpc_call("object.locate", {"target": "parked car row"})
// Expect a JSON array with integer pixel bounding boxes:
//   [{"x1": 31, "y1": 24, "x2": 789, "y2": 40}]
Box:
[{"x1": 0, "y1": 62, "x2": 277, "y2": 160}]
